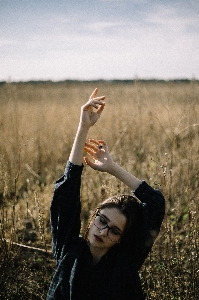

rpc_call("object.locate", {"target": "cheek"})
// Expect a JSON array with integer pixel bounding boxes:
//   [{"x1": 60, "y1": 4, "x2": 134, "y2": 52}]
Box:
[{"x1": 88, "y1": 222, "x2": 95, "y2": 239}]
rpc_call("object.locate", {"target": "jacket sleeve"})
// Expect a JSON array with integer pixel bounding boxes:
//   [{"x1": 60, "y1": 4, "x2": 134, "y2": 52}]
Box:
[
  {"x1": 50, "y1": 160, "x2": 84, "y2": 262},
  {"x1": 133, "y1": 181, "x2": 165, "y2": 270}
]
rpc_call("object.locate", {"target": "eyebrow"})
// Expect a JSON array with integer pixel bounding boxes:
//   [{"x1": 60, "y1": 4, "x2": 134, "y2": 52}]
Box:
[{"x1": 100, "y1": 213, "x2": 123, "y2": 234}]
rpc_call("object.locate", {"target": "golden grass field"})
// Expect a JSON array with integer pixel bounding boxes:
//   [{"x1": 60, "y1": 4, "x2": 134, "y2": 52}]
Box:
[{"x1": 0, "y1": 80, "x2": 199, "y2": 299}]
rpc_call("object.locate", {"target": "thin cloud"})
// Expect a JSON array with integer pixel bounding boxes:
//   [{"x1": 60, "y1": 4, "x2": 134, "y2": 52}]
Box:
[
  {"x1": 0, "y1": 0, "x2": 198, "y2": 80},
  {"x1": 145, "y1": 5, "x2": 199, "y2": 32},
  {"x1": 85, "y1": 21, "x2": 122, "y2": 32}
]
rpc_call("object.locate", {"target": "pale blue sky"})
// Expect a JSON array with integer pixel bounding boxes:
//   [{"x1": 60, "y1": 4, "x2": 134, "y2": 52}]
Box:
[{"x1": 0, "y1": 0, "x2": 199, "y2": 81}]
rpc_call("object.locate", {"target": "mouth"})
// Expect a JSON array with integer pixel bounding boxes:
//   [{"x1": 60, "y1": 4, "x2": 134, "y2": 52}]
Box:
[{"x1": 94, "y1": 235, "x2": 103, "y2": 242}]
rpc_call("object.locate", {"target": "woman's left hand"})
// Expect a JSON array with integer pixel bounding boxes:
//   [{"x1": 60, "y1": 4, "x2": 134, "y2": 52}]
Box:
[{"x1": 84, "y1": 139, "x2": 114, "y2": 172}]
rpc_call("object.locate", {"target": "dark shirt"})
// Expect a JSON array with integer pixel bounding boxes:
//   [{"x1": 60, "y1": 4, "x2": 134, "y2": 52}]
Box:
[{"x1": 47, "y1": 161, "x2": 165, "y2": 300}]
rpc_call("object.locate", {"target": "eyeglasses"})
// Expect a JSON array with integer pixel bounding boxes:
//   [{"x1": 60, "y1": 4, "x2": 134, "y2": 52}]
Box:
[{"x1": 94, "y1": 212, "x2": 123, "y2": 242}]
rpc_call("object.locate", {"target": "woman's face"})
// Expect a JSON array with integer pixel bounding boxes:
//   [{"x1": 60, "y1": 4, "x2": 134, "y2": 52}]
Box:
[{"x1": 88, "y1": 207, "x2": 127, "y2": 253}]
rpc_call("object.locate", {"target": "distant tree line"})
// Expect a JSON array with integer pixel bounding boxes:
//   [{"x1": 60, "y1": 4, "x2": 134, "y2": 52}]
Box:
[{"x1": 0, "y1": 79, "x2": 198, "y2": 86}]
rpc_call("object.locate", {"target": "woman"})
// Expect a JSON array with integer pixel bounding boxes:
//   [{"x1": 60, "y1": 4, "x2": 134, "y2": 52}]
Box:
[{"x1": 47, "y1": 88, "x2": 165, "y2": 300}]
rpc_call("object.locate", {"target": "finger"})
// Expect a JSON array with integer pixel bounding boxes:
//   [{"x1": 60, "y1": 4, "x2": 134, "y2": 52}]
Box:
[
  {"x1": 97, "y1": 139, "x2": 106, "y2": 145},
  {"x1": 85, "y1": 142, "x2": 98, "y2": 152},
  {"x1": 84, "y1": 99, "x2": 105, "y2": 111},
  {"x1": 83, "y1": 157, "x2": 98, "y2": 170},
  {"x1": 88, "y1": 139, "x2": 101, "y2": 147},
  {"x1": 96, "y1": 102, "x2": 105, "y2": 115},
  {"x1": 89, "y1": 102, "x2": 100, "y2": 110},
  {"x1": 83, "y1": 101, "x2": 100, "y2": 111},
  {"x1": 87, "y1": 139, "x2": 106, "y2": 151},
  {"x1": 89, "y1": 88, "x2": 98, "y2": 99},
  {"x1": 96, "y1": 140, "x2": 108, "y2": 151},
  {"x1": 90, "y1": 99, "x2": 105, "y2": 107},
  {"x1": 84, "y1": 146, "x2": 96, "y2": 156},
  {"x1": 88, "y1": 139, "x2": 106, "y2": 147},
  {"x1": 92, "y1": 96, "x2": 106, "y2": 101}
]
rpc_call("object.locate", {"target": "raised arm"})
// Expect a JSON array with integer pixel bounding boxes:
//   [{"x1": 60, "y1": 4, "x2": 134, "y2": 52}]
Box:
[
  {"x1": 50, "y1": 91, "x2": 106, "y2": 261},
  {"x1": 84, "y1": 139, "x2": 142, "y2": 190},
  {"x1": 69, "y1": 89, "x2": 106, "y2": 166},
  {"x1": 84, "y1": 139, "x2": 165, "y2": 268}
]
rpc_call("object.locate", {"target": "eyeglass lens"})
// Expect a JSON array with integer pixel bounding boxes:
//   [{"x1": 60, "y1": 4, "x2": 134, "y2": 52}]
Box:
[{"x1": 94, "y1": 214, "x2": 121, "y2": 242}]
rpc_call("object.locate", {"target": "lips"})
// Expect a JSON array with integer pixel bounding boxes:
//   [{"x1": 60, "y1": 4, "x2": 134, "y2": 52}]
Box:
[{"x1": 94, "y1": 235, "x2": 103, "y2": 242}]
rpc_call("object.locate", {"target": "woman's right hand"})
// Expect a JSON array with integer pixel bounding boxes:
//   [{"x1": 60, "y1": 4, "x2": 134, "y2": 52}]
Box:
[{"x1": 79, "y1": 88, "x2": 106, "y2": 129}]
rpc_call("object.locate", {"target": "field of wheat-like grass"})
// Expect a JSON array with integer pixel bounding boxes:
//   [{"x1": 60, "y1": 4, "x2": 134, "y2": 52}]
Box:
[{"x1": 0, "y1": 81, "x2": 198, "y2": 299}]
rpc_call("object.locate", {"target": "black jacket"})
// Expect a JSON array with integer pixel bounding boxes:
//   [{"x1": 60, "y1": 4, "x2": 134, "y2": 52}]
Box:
[{"x1": 47, "y1": 161, "x2": 165, "y2": 300}]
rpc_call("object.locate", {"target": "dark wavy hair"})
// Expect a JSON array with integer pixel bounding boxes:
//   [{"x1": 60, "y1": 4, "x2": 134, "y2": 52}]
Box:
[{"x1": 84, "y1": 194, "x2": 143, "y2": 247}]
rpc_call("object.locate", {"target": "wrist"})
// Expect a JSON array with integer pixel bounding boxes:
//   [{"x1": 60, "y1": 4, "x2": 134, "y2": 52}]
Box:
[
  {"x1": 107, "y1": 160, "x2": 119, "y2": 176},
  {"x1": 107, "y1": 161, "x2": 142, "y2": 190}
]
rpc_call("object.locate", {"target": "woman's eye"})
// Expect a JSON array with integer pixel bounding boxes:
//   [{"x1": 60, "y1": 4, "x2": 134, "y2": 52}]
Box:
[
  {"x1": 99, "y1": 217, "x2": 107, "y2": 225},
  {"x1": 111, "y1": 229, "x2": 120, "y2": 236}
]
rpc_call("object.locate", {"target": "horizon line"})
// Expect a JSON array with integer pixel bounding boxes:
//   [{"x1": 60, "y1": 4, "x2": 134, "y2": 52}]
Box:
[{"x1": 0, "y1": 78, "x2": 198, "y2": 85}]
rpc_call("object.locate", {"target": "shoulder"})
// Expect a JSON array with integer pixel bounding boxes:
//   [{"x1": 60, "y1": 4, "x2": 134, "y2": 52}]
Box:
[
  {"x1": 53, "y1": 161, "x2": 84, "y2": 193},
  {"x1": 133, "y1": 181, "x2": 165, "y2": 207}
]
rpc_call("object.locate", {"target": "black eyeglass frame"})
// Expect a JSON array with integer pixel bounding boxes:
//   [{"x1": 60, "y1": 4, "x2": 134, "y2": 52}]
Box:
[{"x1": 94, "y1": 212, "x2": 123, "y2": 243}]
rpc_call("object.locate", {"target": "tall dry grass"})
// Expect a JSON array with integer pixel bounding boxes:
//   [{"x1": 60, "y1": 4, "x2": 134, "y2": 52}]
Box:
[{"x1": 0, "y1": 81, "x2": 198, "y2": 299}]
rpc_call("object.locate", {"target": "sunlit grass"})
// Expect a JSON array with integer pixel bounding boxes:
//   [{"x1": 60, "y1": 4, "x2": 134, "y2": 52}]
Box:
[{"x1": 0, "y1": 81, "x2": 198, "y2": 299}]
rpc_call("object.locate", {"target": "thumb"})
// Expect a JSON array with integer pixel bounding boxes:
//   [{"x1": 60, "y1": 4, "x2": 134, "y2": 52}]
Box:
[{"x1": 84, "y1": 157, "x2": 98, "y2": 170}]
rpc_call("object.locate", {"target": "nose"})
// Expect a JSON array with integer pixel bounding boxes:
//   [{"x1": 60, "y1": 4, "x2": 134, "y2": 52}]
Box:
[{"x1": 99, "y1": 226, "x2": 109, "y2": 236}]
